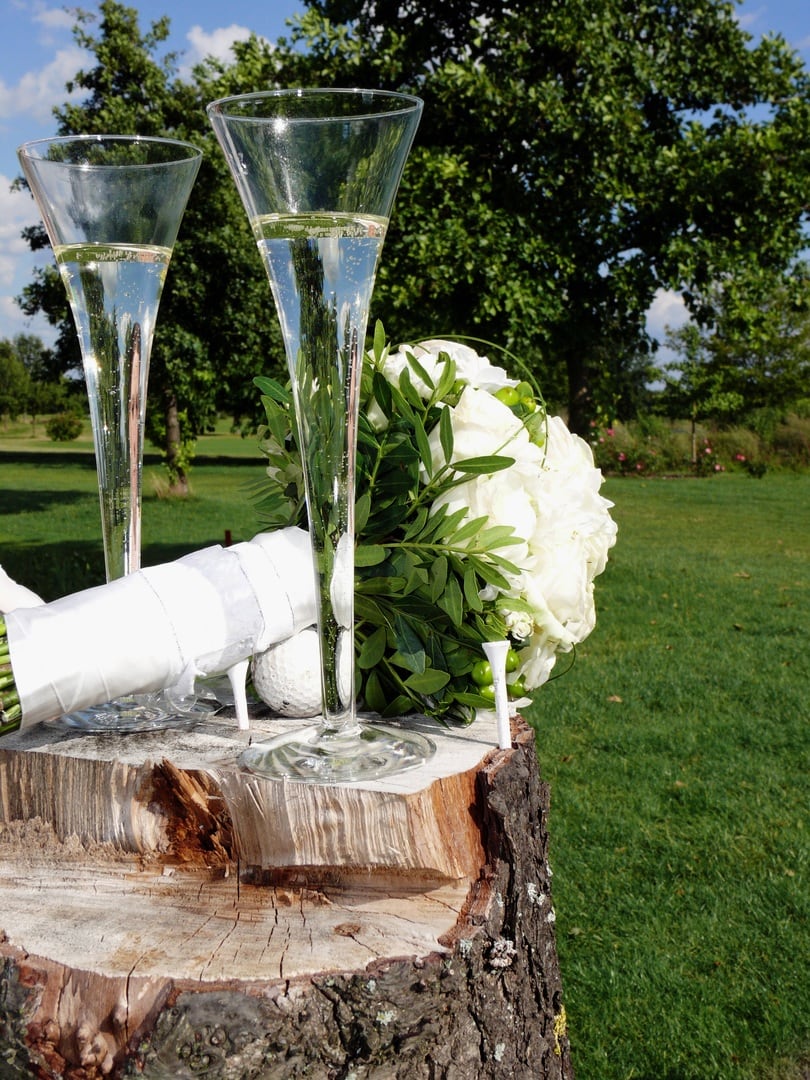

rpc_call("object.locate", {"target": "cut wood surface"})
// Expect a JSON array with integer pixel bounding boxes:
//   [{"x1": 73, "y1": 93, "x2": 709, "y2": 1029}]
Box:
[{"x1": 0, "y1": 710, "x2": 574, "y2": 1079}]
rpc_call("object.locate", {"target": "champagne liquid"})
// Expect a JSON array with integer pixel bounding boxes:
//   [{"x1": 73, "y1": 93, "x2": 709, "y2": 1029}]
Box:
[
  {"x1": 255, "y1": 212, "x2": 386, "y2": 724},
  {"x1": 55, "y1": 243, "x2": 171, "y2": 582}
]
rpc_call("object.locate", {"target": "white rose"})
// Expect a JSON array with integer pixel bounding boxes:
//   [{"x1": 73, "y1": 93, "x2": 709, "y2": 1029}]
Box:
[
  {"x1": 504, "y1": 609, "x2": 534, "y2": 641},
  {"x1": 428, "y1": 385, "x2": 539, "y2": 466},
  {"x1": 368, "y1": 340, "x2": 518, "y2": 429},
  {"x1": 407, "y1": 339, "x2": 518, "y2": 393},
  {"x1": 427, "y1": 387, "x2": 544, "y2": 561},
  {"x1": 506, "y1": 415, "x2": 617, "y2": 689}
]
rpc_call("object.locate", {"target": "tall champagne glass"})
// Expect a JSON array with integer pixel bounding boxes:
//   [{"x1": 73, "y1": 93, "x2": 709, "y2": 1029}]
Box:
[
  {"x1": 208, "y1": 89, "x2": 434, "y2": 782},
  {"x1": 18, "y1": 135, "x2": 202, "y2": 730}
]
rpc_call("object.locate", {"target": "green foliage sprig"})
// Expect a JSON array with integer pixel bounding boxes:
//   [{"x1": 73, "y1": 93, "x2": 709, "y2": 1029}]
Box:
[
  {"x1": 0, "y1": 617, "x2": 22, "y2": 736},
  {"x1": 255, "y1": 322, "x2": 539, "y2": 724}
]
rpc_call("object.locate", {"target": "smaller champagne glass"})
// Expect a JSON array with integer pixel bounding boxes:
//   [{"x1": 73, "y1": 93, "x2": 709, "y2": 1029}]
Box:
[{"x1": 18, "y1": 134, "x2": 202, "y2": 731}]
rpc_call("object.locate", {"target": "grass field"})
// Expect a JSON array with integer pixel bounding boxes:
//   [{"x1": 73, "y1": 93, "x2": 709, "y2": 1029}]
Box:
[
  {"x1": 0, "y1": 421, "x2": 267, "y2": 598},
  {"x1": 529, "y1": 474, "x2": 809, "y2": 1080},
  {"x1": 1, "y1": 426, "x2": 808, "y2": 1079}
]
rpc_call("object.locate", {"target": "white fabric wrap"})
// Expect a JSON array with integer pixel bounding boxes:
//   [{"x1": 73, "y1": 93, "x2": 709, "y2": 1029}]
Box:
[
  {"x1": 5, "y1": 527, "x2": 315, "y2": 729},
  {"x1": 0, "y1": 566, "x2": 44, "y2": 611}
]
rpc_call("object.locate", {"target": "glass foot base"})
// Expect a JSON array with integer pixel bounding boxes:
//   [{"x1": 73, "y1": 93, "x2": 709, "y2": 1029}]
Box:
[
  {"x1": 239, "y1": 720, "x2": 436, "y2": 784},
  {"x1": 55, "y1": 694, "x2": 216, "y2": 734}
]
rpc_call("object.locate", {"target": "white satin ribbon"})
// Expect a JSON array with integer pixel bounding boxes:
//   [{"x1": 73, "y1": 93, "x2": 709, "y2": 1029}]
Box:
[{"x1": 4, "y1": 528, "x2": 316, "y2": 729}]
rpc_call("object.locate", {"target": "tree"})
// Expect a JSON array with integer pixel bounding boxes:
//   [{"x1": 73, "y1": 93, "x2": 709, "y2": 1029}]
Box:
[
  {"x1": 661, "y1": 262, "x2": 810, "y2": 446},
  {"x1": 18, "y1": 0, "x2": 810, "y2": 444},
  {"x1": 0, "y1": 342, "x2": 30, "y2": 423},
  {"x1": 12, "y1": 334, "x2": 56, "y2": 383},
  {"x1": 267, "y1": 0, "x2": 810, "y2": 431},
  {"x1": 17, "y1": 1, "x2": 286, "y2": 493}
]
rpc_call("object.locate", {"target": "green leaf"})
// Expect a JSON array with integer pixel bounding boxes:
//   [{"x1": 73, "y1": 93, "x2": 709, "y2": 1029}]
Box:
[
  {"x1": 470, "y1": 558, "x2": 512, "y2": 591},
  {"x1": 404, "y1": 347, "x2": 436, "y2": 391},
  {"x1": 254, "y1": 375, "x2": 291, "y2": 405},
  {"x1": 437, "y1": 574, "x2": 464, "y2": 626},
  {"x1": 477, "y1": 524, "x2": 522, "y2": 549},
  {"x1": 402, "y1": 505, "x2": 430, "y2": 541},
  {"x1": 426, "y1": 505, "x2": 473, "y2": 543},
  {"x1": 357, "y1": 575, "x2": 406, "y2": 595},
  {"x1": 453, "y1": 691, "x2": 499, "y2": 709},
  {"x1": 463, "y1": 565, "x2": 484, "y2": 611},
  {"x1": 446, "y1": 513, "x2": 489, "y2": 545},
  {"x1": 432, "y1": 357, "x2": 458, "y2": 404},
  {"x1": 381, "y1": 694, "x2": 417, "y2": 719},
  {"x1": 439, "y1": 405, "x2": 454, "y2": 464},
  {"x1": 355, "y1": 544, "x2": 389, "y2": 567},
  {"x1": 398, "y1": 366, "x2": 425, "y2": 409},
  {"x1": 363, "y1": 669, "x2": 387, "y2": 713},
  {"x1": 387, "y1": 381, "x2": 417, "y2": 423},
  {"x1": 454, "y1": 455, "x2": 515, "y2": 475},
  {"x1": 358, "y1": 626, "x2": 388, "y2": 669},
  {"x1": 355, "y1": 491, "x2": 371, "y2": 533},
  {"x1": 372, "y1": 319, "x2": 387, "y2": 359},
  {"x1": 372, "y1": 370, "x2": 393, "y2": 418},
  {"x1": 429, "y1": 555, "x2": 449, "y2": 602},
  {"x1": 392, "y1": 613, "x2": 428, "y2": 672},
  {"x1": 412, "y1": 413, "x2": 434, "y2": 476},
  {"x1": 405, "y1": 668, "x2": 451, "y2": 694}
]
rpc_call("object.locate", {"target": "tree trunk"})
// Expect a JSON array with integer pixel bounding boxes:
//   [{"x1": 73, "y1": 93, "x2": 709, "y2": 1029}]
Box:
[
  {"x1": 564, "y1": 345, "x2": 593, "y2": 438},
  {"x1": 0, "y1": 711, "x2": 574, "y2": 1079},
  {"x1": 165, "y1": 392, "x2": 188, "y2": 497}
]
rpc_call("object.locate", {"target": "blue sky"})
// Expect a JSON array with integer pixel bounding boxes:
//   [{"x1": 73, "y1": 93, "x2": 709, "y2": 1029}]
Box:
[{"x1": 1, "y1": 0, "x2": 808, "y2": 349}]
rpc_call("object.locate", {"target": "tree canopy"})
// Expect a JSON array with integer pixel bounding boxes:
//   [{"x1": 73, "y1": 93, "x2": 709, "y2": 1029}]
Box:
[
  {"x1": 16, "y1": 0, "x2": 810, "y2": 471},
  {"x1": 271, "y1": 0, "x2": 810, "y2": 430},
  {"x1": 662, "y1": 262, "x2": 810, "y2": 424}
]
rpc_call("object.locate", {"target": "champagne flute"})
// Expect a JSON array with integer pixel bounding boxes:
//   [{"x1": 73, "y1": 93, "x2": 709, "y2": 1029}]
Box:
[
  {"x1": 208, "y1": 88, "x2": 435, "y2": 782},
  {"x1": 18, "y1": 135, "x2": 202, "y2": 731}
]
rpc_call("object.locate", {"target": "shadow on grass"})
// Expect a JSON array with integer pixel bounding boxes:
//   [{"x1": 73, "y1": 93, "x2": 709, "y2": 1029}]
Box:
[
  {"x1": 2, "y1": 488, "x2": 93, "y2": 515},
  {"x1": 2, "y1": 538, "x2": 236, "y2": 603},
  {"x1": 0, "y1": 449, "x2": 100, "y2": 469},
  {"x1": 141, "y1": 540, "x2": 232, "y2": 566},
  {"x1": 2, "y1": 541, "x2": 105, "y2": 602},
  {"x1": 1, "y1": 448, "x2": 260, "y2": 468},
  {"x1": 189, "y1": 454, "x2": 265, "y2": 467}
]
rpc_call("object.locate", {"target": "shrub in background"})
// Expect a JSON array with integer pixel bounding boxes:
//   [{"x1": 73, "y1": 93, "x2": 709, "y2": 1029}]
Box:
[
  {"x1": 773, "y1": 415, "x2": 810, "y2": 468},
  {"x1": 45, "y1": 412, "x2": 83, "y2": 442},
  {"x1": 591, "y1": 415, "x2": 809, "y2": 476}
]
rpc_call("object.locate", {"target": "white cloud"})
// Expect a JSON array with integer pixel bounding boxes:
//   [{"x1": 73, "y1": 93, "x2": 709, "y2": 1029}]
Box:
[
  {"x1": 0, "y1": 45, "x2": 88, "y2": 125},
  {"x1": 33, "y1": 6, "x2": 76, "y2": 39},
  {"x1": 646, "y1": 288, "x2": 690, "y2": 345},
  {"x1": 0, "y1": 172, "x2": 55, "y2": 343},
  {"x1": 0, "y1": 289, "x2": 55, "y2": 343},
  {"x1": 185, "y1": 23, "x2": 254, "y2": 67},
  {"x1": 0, "y1": 175, "x2": 39, "y2": 287},
  {"x1": 735, "y1": 5, "x2": 767, "y2": 32}
]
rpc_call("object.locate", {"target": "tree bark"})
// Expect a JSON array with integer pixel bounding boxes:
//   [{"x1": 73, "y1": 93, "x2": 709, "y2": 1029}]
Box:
[
  {"x1": 0, "y1": 711, "x2": 573, "y2": 1079},
  {"x1": 165, "y1": 391, "x2": 188, "y2": 497}
]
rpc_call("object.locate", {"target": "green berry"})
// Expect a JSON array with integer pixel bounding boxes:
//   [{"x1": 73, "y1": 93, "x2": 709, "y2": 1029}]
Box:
[
  {"x1": 471, "y1": 659, "x2": 494, "y2": 686},
  {"x1": 505, "y1": 648, "x2": 520, "y2": 673},
  {"x1": 507, "y1": 677, "x2": 526, "y2": 699},
  {"x1": 494, "y1": 386, "x2": 520, "y2": 408}
]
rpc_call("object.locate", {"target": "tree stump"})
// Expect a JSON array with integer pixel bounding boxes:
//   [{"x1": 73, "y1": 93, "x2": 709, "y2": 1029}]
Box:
[{"x1": 0, "y1": 709, "x2": 573, "y2": 1079}]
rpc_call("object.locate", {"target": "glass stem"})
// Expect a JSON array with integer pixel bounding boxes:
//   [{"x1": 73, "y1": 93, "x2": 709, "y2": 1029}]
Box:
[{"x1": 296, "y1": 325, "x2": 360, "y2": 735}]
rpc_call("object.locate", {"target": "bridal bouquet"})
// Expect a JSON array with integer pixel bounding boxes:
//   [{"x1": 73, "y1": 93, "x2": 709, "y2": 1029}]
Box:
[{"x1": 255, "y1": 324, "x2": 617, "y2": 725}]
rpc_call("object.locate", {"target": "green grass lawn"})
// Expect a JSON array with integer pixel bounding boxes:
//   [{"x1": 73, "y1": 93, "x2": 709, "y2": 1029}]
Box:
[
  {"x1": 1, "y1": 429, "x2": 808, "y2": 1079},
  {"x1": 527, "y1": 474, "x2": 809, "y2": 1080},
  {"x1": 0, "y1": 420, "x2": 268, "y2": 599}
]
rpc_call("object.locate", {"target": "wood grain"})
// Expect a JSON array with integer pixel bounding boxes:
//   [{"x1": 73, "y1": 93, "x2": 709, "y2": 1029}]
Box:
[{"x1": 0, "y1": 713, "x2": 574, "y2": 1078}]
